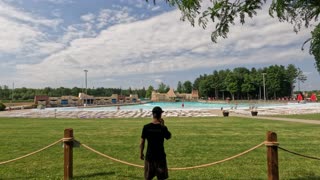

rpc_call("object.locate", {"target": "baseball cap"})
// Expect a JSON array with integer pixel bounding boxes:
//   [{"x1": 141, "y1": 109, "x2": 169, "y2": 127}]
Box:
[{"x1": 152, "y1": 106, "x2": 164, "y2": 113}]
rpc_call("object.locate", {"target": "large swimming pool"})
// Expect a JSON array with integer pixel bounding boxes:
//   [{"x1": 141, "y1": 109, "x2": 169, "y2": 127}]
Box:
[{"x1": 46, "y1": 101, "x2": 310, "y2": 112}]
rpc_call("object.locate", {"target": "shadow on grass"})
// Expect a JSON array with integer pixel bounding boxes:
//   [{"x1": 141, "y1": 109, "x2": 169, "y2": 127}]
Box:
[
  {"x1": 290, "y1": 176, "x2": 320, "y2": 180},
  {"x1": 118, "y1": 175, "x2": 141, "y2": 179},
  {"x1": 73, "y1": 171, "x2": 115, "y2": 179}
]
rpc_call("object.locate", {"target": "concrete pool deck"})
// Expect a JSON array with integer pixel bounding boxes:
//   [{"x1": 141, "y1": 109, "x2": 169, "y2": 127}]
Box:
[
  {"x1": 0, "y1": 109, "x2": 220, "y2": 118},
  {"x1": 0, "y1": 103, "x2": 319, "y2": 120}
]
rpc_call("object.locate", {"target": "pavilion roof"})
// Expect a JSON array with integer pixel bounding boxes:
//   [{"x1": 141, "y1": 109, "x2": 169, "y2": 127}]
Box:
[{"x1": 167, "y1": 88, "x2": 177, "y2": 98}]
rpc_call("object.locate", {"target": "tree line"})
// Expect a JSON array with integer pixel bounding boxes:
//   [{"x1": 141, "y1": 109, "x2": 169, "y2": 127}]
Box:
[
  {"x1": 0, "y1": 86, "x2": 147, "y2": 102},
  {"x1": 193, "y1": 64, "x2": 307, "y2": 100},
  {"x1": 0, "y1": 64, "x2": 311, "y2": 101}
]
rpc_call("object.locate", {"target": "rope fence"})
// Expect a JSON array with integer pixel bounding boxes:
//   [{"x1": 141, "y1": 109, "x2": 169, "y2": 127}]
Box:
[
  {"x1": 278, "y1": 146, "x2": 320, "y2": 160},
  {"x1": 0, "y1": 130, "x2": 319, "y2": 180},
  {"x1": 169, "y1": 142, "x2": 265, "y2": 170},
  {"x1": 0, "y1": 139, "x2": 62, "y2": 165},
  {"x1": 81, "y1": 142, "x2": 265, "y2": 170},
  {"x1": 81, "y1": 144, "x2": 144, "y2": 168},
  {"x1": 1, "y1": 139, "x2": 319, "y2": 168}
]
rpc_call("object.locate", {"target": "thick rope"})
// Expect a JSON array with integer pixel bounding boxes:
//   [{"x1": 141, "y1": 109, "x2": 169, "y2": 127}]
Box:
[
  {"x1": 81, "y1": 144, "x2": 144, "y2": 168},
  {"x1": 0, "y1": 139, "x2": 62, "y2": 165},
  {"x1": 169, "y1": 142, "x2": 265, "y2": 170},
  {"x1": 81, "y1": 142, "x2": 265, "y2": 170},
  {"x1": 279, "y1": 147, "x2": 320, "y2": 160},
  {"x1": 62, "y1": 137, "x2": 74, "y2": 142},
  {"x1": 264, "y1": 141, "x2": 279, "y2": 147}
]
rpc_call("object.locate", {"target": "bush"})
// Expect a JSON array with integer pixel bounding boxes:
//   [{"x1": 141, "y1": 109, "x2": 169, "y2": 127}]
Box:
[{"x1": 0, "y1": 103, "x2": 6, "y2": 111}]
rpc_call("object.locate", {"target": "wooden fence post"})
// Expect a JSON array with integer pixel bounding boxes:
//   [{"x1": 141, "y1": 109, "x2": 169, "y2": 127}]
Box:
[
  {"x1": 64, "y1": 128, "x2": 73, "y2": 180},
  {"x1": 266, "y1": 131, "x2": 279, "y2": 180}
]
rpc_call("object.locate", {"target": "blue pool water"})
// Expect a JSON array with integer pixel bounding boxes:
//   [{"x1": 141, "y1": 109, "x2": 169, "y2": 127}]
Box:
[{"x1": 49, "y1": 101, "x2": 295, "y2": 112}]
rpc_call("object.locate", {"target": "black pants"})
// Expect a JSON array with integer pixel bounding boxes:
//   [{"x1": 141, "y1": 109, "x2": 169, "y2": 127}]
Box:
[{"x1": 144, "y1": 159, "x2": 168, "y2": 180}]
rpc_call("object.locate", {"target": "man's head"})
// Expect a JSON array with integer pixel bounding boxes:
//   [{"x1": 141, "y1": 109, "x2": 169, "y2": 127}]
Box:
[{"x1": 152, "y1": 106, "x2": 164, "y2": 119}]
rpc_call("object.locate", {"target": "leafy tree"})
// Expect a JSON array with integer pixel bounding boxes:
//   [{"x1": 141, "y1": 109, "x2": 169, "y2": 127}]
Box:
[
  {"x1": 297, "y1": 69, "x2": 307, "y2": 91},
  {"x1": 146, "y1": 85, "x2": 154, "y2": 98},
  {"x1": 218, "y1": 69, "x2": 228, "y2": 99},
  {"x1": 0, "y1": 85, "x2": 10, "y2": 99},
  {"x1": 266, "y1": 65, "x2": 285, "y2": 99},
  {"x1": 158, "y1": 82, "x2": 169, "y2": 93},
  {"x1": 225, "y1": 72, "x2": 239, "y2": 100},
  {"x1": 286, "y1": 64, "x2": 299, "y2": 97},
  {"x1": 177, "y1": 81, "x2": 183, "y2": 93},
  {"x1": 183, "y1": 81, "x2": 193, "y2": 93},
  {"x1": 205, "y1": 75, "x2": 216, "y2": 98},
  {"x1": 250, "y1": 68, "x2": 263, "y2": 99},
  {"x1": 193, "y1": 74, "x2": 206, "y2": 90},
  {"x1": 211, "y1": 70, "x2": 221, "y2": 99},
  {"x1": 198, "y1": 79, "x2": 210, "y2": 98},
  {"x1": 137, "y1": 87, "x2": 147, "y2": 98},
  {"x1": 128, "y1": 87, "x2": 133, "y2": 94},
  {"x1": 0, "y1": 103, "x2": 5, "y2": 111},
  {"x1": 310, "y1": 24, "x2": 320, "y2": 72},
  {"x1": 233, "y1": 67, "x2": 249, "y2": 99},
  {"x1": 71, "y1": 87, "x2": 82, "y2": 96},
  {"x1": 241, "y1": 74, "x2": 255, "y2": 100},
  {"x1": 43, "y1": 87, "x2": 52, "y2": 95}
]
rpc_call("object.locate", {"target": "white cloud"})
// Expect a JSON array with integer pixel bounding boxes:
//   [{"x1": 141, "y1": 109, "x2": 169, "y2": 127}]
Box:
[
  {"x1": 35, "y1": 0, "x2": 74, "y2": 4},
  {"x1": 0, "y1": 1, "x2": 61, "y2": 27},
  {"x1": 15, "y1": 7, "x2": 317, "y2": 88},
  {"x1": 155, "y1": 79, "x2": 163, "y2": 83},
  {"x1": 0, "y1": 1, "x2": 317, "y2": 89},
  {"x1": 96, "y1": 9, "x2": 112, "y2": 29},
  {"x1": 96, "y1": 8, "x2": 137, "y2": 29},
  {"x1": 0, "y1": 1, "x2": 63, "y2": 56},
  {"x1": 0, "y1": 16, "x2": 41, "y2": 53},
  {"x1": 28, "y1": 42, "x2": 66, "y2": 57},
  {"x1": 81, "y1": 13, "x2": 95, "y2": 22},
  {"x1": 51, "y1": 9, "x2": 61, "y2": 17},
  {"x1": 61, "y1": 23, "x2": 96, "y2": 43},
  {"x1": 151, "y1": 6, "x2": 160, "y2": 11}
]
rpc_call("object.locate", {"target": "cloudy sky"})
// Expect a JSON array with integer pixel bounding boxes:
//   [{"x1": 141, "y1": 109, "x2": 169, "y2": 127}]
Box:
[{"x1": 0, "y1": 0, "x2": 319, "y2": 90}]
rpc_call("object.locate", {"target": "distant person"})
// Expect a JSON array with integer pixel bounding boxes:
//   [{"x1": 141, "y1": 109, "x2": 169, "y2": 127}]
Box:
[
  {"x1": 182, "y1": 103, "x2": 184, "y2": 108},
  {"x1": 140, "y1": 106, "x2": 171, "y2": 180},
  {"x1": 297, "y1": 92, "x2": 304, "y2": 103},
  {"x1": 310, "y1": 93, "x2": 317, "y2": 102}
]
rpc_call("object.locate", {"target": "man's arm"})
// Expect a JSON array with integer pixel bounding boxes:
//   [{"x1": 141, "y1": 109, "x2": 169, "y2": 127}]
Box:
[
  {"x1": 159, "y1": 118, "x2": 165, "y2": 126},
  {"x1": 164, "y1": 126, "x2": 171, "y2": 140},
  {"x1": 140, "y1": 138, "x2": 145, "y2": 160}
]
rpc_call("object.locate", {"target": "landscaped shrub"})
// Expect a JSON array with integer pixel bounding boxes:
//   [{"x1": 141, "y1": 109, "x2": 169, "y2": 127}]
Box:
[{"x1": 0, "y1": 103, "x2": 6, "y2": 111}]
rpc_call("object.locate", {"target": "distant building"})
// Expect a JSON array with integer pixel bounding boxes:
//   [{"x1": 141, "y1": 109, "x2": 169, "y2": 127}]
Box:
[
  {"x1": 151, "y1": 88, "x2": 199, "y2": 102},
  {"x1": 79, "y1": 93, "x2": 95, "y2": 105},
  {"x1": 34, "y1": 93, "x2": 140, "y2": 107},
  {"x1": 34, "y1": 95, "x2": 49, "y2": 106},
  {"x1": 176, "y1": 90, "x2": 199, "y2": 101},
  {"x1": 60, "y1": 96, "x2": 79, "y2": 106}
]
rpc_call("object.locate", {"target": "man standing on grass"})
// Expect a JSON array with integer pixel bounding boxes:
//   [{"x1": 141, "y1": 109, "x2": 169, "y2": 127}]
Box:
[{"x1": 140, "y1": 106, "x2": 171, "y2": 180}]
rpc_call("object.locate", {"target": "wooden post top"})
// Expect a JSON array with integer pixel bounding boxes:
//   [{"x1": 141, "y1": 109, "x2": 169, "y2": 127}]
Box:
[
  {"x1": 267, "y1": 131, "x2": 277, "y2": 142},
  {"x1": 64, "y1": 128, "x2": 73, "y2": 137}
]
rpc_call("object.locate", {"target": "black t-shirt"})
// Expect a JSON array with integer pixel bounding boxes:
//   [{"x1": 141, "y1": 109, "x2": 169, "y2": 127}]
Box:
[{"x1": 141, "y1": 123, "x2": 171, "y2": 161}]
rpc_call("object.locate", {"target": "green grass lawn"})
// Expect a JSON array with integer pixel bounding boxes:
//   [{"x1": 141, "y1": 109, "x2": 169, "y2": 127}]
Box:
[
  {"x1": 272, "y1": 113, "x2": 320, "y2": 120},
  {"x1": 0, "y1": 117, "x2": 319, "y2": 180}
]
